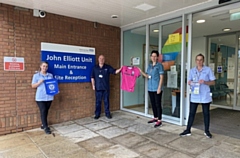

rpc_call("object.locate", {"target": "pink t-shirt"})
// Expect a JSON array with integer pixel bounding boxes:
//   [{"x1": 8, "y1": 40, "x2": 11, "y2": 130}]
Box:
[{"x1": 121, "y1": 66, "x2": 141, "y2": 92}]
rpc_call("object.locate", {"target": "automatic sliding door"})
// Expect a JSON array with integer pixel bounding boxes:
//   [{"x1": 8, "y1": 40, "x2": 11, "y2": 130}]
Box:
[{"x1": 208, "y1": 34, "x2": 235, "y2": 108}]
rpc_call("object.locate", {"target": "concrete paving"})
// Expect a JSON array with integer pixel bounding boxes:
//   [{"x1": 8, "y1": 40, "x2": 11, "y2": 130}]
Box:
[{"x1": 0, "y1": 110, "x2": 240, "y2": 158}]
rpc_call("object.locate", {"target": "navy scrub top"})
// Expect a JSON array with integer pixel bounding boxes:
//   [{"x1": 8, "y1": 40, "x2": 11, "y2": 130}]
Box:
[{"x1": 91, "y1": 64, "x2": 116, "y2": 90}]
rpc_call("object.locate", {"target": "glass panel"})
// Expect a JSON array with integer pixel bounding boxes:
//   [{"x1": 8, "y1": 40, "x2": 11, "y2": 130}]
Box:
[
  {"x1": 148, "y1": 20, "x2": 183, "y2": 118},
  {"x1": 237, "y1": 34, "x2": 240, "y2": 108},
  {"x1": 122, "y1": 26, "x2": 146, "y2": 113},
  {"x1": 208, "y1": 35, "x2": 235, "y2": 107},
  {"x1": 193, "y1": 5, "x2": 240, "y2": 109}
]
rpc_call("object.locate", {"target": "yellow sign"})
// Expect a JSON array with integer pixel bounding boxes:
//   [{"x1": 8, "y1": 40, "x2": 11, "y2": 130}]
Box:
[
  {"x1": 169, "y1": 33, "x2": 180, "y2": 44},
  {"x1": 164, "y1": 33, "x2": 188, "y2": 46}
]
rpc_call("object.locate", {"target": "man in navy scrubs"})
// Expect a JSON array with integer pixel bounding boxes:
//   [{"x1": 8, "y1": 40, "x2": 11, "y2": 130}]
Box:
[{"x1": 91, "y1": 55, "x2": 121, "y2": 119}]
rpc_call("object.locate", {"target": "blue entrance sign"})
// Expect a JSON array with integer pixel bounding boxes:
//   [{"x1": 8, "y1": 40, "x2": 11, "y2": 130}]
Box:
[{"x1": 41, "y1": 42, "x2": 95, "y2": 83}]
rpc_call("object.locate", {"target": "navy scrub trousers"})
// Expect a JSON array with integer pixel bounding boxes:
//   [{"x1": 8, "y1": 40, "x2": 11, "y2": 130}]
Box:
[
  {"x1": 95, "y1": 90, "x2": 110, "y2": 117},
  {"x1": 91, "y1": 64, "x2": 116, "y2": 117},
  {"x1": 36, "y1": 101, "x2": 52, "y2": 128}
]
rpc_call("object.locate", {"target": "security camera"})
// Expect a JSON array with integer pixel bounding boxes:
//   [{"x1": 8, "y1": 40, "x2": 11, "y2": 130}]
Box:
[{"x1": 39, "y1": 10, "x2": 46, "y2": 18}]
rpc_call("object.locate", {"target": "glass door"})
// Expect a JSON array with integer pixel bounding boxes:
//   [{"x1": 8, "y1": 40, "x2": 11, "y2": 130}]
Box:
[
  {"x1": 148, "y1": 18, "x2": 187, "y2": 123},
  {"x1": 208, "y1": 33, "x2": 240, "y2": 110},
  {"x1": 122, "y1": 26, "x2": 146, "y2": 114},
  {"x1": 192, "y1": 3, "x2": 240, "y2": 111},
  {"x1": 208, "y1": 34, "x2": 236, "y2": 108}
]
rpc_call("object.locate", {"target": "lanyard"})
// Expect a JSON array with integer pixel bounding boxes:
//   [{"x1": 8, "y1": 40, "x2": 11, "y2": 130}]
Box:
[{"x1": 194, "y1": 68, "x2": 202, "y2": 82}]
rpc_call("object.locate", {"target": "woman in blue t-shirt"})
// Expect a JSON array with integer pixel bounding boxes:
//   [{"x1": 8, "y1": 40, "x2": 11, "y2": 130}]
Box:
[
  {"x1": 179, "y1": 54, "x2": 215, "y2": 138},
  {"x1": 31, "y1": 61, "x2": 54, "y2": 134},
  {"x1": 139, "y1": 50, "x2": 164, "y2": 128}
]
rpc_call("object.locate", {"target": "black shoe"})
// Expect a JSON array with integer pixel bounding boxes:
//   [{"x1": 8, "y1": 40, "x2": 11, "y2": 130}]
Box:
[
  {"x1": 94, "y1": 115, "x2": 100, "y2": 119},
  {"x1": 204, "y1": 131, "x2": 212, "y2": 138},
  {"x1": 106, "y1": 115, "x2": 112, "y2": 119},
  {"x1": 179, "y1": 130, "x2": 191, "y2": 137},
  {"x1": 44, "y1": 127, "x2": 51, "y2": 134},
  {"x1": 40, "y1": 125, "x2": 44, "y2": 130}
]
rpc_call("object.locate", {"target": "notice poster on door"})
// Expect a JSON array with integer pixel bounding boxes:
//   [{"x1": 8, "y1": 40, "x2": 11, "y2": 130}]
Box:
[
  {"x1": 131, "y1": 57, "x2": 140, "y2": 65},
  {"x1": 217, "y1": 66, "x2": 222, "y2": 73},
  {"x1": 170, "y1": 65, "x2": 176, "y2": 73},
  {"x1": 167, "y1": 71, "x2": 178, "y2": 88},
  {"x1": 227, "y1": 57, "x2": 234, "y2": 79},
  {"x1": 209, "y1": 63, "x2": 215, "y2": 72}
]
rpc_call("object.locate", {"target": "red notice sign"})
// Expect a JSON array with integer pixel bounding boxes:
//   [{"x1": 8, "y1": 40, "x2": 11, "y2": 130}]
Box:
[{"x1": 4, "y1": 57, "x2": 24, "y2": 71}]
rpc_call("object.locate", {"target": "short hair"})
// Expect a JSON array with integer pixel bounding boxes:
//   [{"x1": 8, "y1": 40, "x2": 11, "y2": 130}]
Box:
[
  {"x1": 151, "y1": 50, "x2": 159, "y2": 57},
  {"x1": 40, "y1": 61, "x2": 48, "y2": 65},
  {"x1": 195, "y1": 53, "x2": 204, "y2": 61}
]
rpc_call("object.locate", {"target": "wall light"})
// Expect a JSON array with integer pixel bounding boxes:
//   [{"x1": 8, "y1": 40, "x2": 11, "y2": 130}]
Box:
[
  {"x1": 196, "y1": 19, "x2": 205, "y2": 23},
  {"x1": 222, "y1": 28, "x2": 231, "y2": 31},
  {"x1": 111, "y1": 15, "x2": 118, "y2": 19},
  {"x1": 153, "y1": 29, "x2": 159, "y2": 32}
]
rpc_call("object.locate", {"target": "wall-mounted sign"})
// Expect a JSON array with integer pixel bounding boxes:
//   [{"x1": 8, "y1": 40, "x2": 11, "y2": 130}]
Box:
[
  {"x1": 4, "y1": 57, "x2": 24, "y2": 71},
  {"x1": 41, "y1": 42, "x2": 95, "y2": 83},
  {"x1": 217, "y1": 66, "x2": 222, "y2": 73},
  {"x1": 131, "y1": 57, "x2": 140, "y2": 65}
]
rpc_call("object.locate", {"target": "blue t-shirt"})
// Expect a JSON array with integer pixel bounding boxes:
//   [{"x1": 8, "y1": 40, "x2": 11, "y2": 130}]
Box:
[
  {"x1": 146, "y1": 62, "x2": 164, "y2": 92},
  {"x1": 32, "y1": 72, "x2": 54, "y2": 101},
  {"x1": 189, "y1": 66, "x2": 216, "y2": 103},
  {"x1": 91, "y1": 64, "x2": 116, "y2": 91}
]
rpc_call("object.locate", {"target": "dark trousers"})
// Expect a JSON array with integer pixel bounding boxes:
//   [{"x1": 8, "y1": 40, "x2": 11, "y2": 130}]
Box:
[
  {"x1": 186, "y1": 102, "x2": 210, "y2": 132},
  {"x1": 36, "y1": 101, "x2": 52, "y2": 128},
  {"x1": 148, "y1": 91, "x2": 163, "y2": 120},
  {"x1": 95, "y1": 90, "x2": 110, "y2": 116}
]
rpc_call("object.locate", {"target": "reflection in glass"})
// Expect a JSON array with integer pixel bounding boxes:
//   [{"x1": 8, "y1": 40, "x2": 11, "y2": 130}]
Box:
[{"x1": 122, "y1": 26, "x2": 146, "y2": 113}]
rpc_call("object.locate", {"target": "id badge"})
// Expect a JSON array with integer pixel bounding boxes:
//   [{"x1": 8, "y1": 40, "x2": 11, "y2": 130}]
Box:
[
  {"x1": 99, "y1": 74, "x2": 103, "y2": 78},
  {"x1": 192, "y1": 83, "x2": 200, "y2": 94}
]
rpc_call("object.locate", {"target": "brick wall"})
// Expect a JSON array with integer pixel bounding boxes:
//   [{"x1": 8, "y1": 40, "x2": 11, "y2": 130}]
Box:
[{"x1": 0, "y1": 4, "x2": 121, "y2": 135}]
